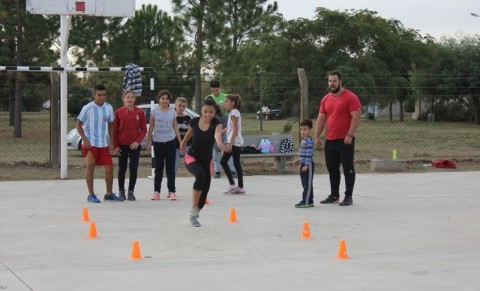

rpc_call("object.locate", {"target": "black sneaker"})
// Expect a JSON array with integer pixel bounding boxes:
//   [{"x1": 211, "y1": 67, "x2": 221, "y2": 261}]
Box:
[
  {"x1": 320, "y1": 195, "x2": 339, "y2": 204},
  {"x1": 127, "y1": 191, "x2": 136, "y2": 201},
  {"x1": 232, "y1": 172, "x2": 238, "y2": 178},
  {"x1": 214, "y1": 172, "x2": 221, "y2": 178},
  {"x1": 339, "y1": 196, "x2": 353, "y2": 206},
  {"x1": 104, "y1": 193, "x2": 124, "y2": 201},
  {"x1": 295, "y1": 201, "x2": 311, "y2": 208},
  {"x1": 119, "y1": 189, "x2": 126, "y2": 201}
]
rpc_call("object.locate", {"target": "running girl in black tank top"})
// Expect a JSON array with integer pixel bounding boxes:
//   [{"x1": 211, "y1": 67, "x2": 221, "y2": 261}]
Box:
[{"x1": 180, "y1": 98, "x2": 226, "y2": 227}]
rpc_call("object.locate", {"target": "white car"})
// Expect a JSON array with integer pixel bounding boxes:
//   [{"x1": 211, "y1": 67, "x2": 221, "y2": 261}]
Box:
[{"x1": 67, "y1": 103, "x2": 199, "y2": 150}]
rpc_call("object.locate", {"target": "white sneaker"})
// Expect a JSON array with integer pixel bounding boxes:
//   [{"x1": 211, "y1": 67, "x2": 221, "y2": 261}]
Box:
[
  {"x1": 188, "y1": 208, "x2": 201, "y2": 227},
  {"x1": 223, "y1": 184, "x2": 239, "y2": 194},
  {"x1": 189, "y1": 215, "x2": 201, "y2": 227},
  {"x1": 231, "y1": 187, "x2": 245, "y2": 195}
]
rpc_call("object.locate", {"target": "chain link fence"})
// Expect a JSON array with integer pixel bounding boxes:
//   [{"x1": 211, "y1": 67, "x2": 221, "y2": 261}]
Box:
[{"x1": 1, "y1": 73, "x2": 480, "y2": 170}]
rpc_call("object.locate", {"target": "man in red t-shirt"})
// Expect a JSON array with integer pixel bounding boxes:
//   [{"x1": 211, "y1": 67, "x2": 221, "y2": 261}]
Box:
[{"x1": 315, "y1": 71, "x2": 362, "y2": 206}]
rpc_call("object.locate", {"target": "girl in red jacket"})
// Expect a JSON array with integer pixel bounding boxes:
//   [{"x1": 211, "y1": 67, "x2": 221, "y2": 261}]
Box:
[{"x1": 113, "y1": 90, "x2": 147, "y2": 201}]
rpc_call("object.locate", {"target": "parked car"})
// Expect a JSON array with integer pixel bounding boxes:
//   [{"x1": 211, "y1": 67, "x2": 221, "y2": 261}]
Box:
[
  {"x1": 67, "y1": 103, "x2": 199, "y2": 150},
  {"x1": 256, "y1": 106, "x2": 283, "y2": 120}
]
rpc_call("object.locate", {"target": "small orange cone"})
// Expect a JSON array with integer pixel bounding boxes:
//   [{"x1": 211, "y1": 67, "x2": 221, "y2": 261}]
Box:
[
  {"x1": 229, "y1": 208, "x2": 238, "y2": 223},
  {"x1": 87, "y1": 221, "x2": 98, "y2": 239},
  {"x1": 337, "y1": 239, "x2": 350, "y2": 259},
  {"x1": 81, "y1": 207, "x2": 90, "y2": 222},
  {"x1": 130, "y1": 240, "x2": 142, "y2": 260},
  {"x1": 301, "y1": 221, "x2": 311, "y2": 239}
]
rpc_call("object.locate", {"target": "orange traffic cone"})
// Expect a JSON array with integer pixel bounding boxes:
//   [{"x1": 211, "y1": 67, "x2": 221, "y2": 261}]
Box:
[
  {"x1": 301, "y1": 221, "x2": 311, "y2": 239},
  {"x1": 337, "y1": 239, "x2": 350, "y2": 259},
  {"x1": 87, "y1": 221, "x2": 98, "y2": 239},
  {"x1": 130, "y1": 240, "x2": 142, "y2": 260},
  {"x1": 229, "y1": 208, "x2": 238, "y2": 223},
  {"x1": 81, "y1": 207, "x2": 90, "y2": 222}
]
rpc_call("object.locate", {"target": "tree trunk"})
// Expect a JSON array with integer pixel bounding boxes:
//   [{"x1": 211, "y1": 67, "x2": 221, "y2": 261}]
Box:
[
  {"x1": 7, "y1": 0, "x2": 16, "y2": 126},
  {"x1": 399, "y1": 98, "x2": 404, "y2": 122},
  {"x1": 9, "y1": 82, "x2": 14, "y2": 126},
  {"x1": 51, "y1": 63, "x2": 61, "y2": 167},
  {"x1": 193, "y1": 1, "x2": 205, "y2": 113},
  {"x1": 14, "y1": 75, "x2": 22, "y2": 138},
  {"x1": 14, "y1": 0, "x2": 25, "y2": 138},
  {"x1": 194, "y1": 65, "x2": 202, "y2": 113},
  {"x1": 389, "y1": 101, "x2": 393, "y2": 122},
  {"x1": 471, "y1": 96, "x2": 480, "y2": 125}
]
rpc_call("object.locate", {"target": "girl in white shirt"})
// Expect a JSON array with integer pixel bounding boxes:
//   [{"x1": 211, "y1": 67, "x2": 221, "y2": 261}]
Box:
[{"x1": 221, "y1": 94, "x2": 245, "y2": 194}]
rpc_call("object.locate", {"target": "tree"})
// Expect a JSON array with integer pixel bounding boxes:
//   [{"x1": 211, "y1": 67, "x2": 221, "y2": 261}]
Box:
[
  {"x1": 172, "y1": 0, "x2": 226, "y2": 112},
  {"x1": 109, "y1": 4, "x2": 193, "y2": 99},
  {"x1": 306, "y1": 8, "x2": 434, "y2": 121},
  {"x1": 223, "y1": 0, "x2": 278, "y2": 53},
  {"x1": 0, "y1": 0, "x2": 58, "y2": 136},
  {"x1": 216, "y1": 0, "x2": 279, "y2": 106},
  {"x1": 69, "y1": 16, "x2": 124, "y2": 66},
  {"x1": 415, "y1": 35, "x2": 480, "y2": 124}
]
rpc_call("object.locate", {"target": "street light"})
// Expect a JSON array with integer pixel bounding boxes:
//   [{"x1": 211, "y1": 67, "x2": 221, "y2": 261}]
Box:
[{"x1": 471, "y1": 12, "x2": 480, "y2": 17}]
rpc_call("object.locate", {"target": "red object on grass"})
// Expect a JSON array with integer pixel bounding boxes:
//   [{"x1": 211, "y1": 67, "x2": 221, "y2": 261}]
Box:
[{"x1": 431, "y1": 159, "x2": 456, "y2": 169}]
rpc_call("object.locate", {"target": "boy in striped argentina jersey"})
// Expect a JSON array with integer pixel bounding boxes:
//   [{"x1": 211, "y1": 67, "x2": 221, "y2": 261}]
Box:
[
  {"x1": 292, "y1": 119, "x2": 315, "y2": 208},
  {"x1": 76, "y1": 84, "x2": 123, "y2": 203}
]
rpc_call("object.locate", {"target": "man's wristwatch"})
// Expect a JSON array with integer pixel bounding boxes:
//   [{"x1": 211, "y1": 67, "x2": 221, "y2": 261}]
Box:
[{"x1": 347, "y1": 134, "x2": 353, "y2": 138}]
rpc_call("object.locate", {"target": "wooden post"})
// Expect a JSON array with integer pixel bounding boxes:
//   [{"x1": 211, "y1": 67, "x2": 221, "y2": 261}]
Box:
[
  {"x1": 297, "y1": 68, "x2": 308, "y2": 121},
  {"x1": 297, "y1": 69, "x2": 309, "y2": 146}
]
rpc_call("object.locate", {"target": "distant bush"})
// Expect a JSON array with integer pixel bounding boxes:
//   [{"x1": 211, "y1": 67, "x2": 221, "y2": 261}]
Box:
[{"x1": 419, "y1": 101, "x2": 474, "y2": 122}]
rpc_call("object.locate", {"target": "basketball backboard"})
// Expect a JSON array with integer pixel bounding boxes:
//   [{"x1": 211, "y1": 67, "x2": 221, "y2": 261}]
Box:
[{"x1": 26, "y1": 0, "x2": 135, "y2": 17}]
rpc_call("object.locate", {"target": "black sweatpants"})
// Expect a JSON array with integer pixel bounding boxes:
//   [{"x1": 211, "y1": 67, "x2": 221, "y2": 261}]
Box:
[
  {"x1": 153, "y1": 139, "x2": 177, "y2": 193},
  {"x1": 324, "y1": 138, "x2": 356, "y2": 197}
]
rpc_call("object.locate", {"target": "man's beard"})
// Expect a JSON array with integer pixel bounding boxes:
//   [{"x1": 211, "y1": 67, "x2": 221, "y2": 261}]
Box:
[{"x1": 330, "y1": 86, "x2": 340, "y2": 94}]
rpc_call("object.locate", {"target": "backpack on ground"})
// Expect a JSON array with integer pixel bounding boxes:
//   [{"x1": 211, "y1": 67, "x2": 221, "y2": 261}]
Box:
[
  {"x1": 258, "y1": 138, "x2": 272, "y2": 154},
  {"x1": 280, "y1": 137, "x2": 295, "y2": 153}
]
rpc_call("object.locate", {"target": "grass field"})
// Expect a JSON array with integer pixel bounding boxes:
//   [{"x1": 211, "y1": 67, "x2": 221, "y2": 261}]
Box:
[
  {"x1": 1, "y1": 111, "x2": 480, "y2": 180},
  {"x1": 241, "y1": 113, "x2": 480, "y2": 161}
]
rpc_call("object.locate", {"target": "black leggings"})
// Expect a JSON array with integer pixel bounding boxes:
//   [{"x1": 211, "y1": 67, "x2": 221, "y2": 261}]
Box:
[
  {"x1": 117, "y1": 145, "x2": 141, "y2": 192},
  {"x1": 185, "y1": 159, "x2": 211, "y2": 210},
  {"x1": 324, "y1": 138, "x2": 356, "y2": 197},
  {"x1": 220, "y1": 145, "x2": 243, "y2": 188}
]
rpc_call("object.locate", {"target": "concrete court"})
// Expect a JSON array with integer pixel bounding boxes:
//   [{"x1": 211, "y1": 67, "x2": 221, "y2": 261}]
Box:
[{"x1": 0, "y1": 171, "x2": 479, "y2": 291}]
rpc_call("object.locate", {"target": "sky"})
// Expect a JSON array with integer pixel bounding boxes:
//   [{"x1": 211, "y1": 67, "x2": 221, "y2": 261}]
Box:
[{"x1": 136, "y1": 0, "x2": 480, "y2": 40}]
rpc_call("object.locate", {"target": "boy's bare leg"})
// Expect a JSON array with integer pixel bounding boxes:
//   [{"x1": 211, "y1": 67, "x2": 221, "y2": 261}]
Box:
[
  {"x1": 85, "y1": 152, "x2": 96, "y2": 195},
  {"x1": 105, "y1": 165, "x2": 113, "y2": 194}
]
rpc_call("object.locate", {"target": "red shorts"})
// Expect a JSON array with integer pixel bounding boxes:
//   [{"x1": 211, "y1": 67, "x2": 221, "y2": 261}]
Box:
[{"x1": 81, "y1": 145, "x2": 113, "y2": 166}]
